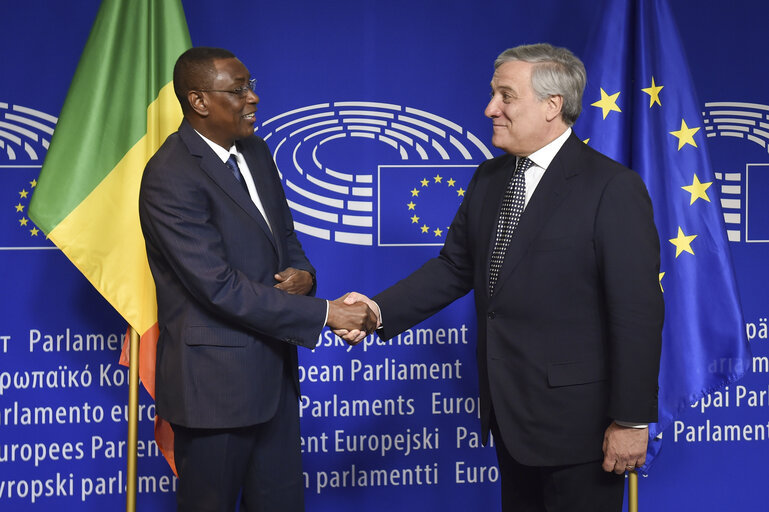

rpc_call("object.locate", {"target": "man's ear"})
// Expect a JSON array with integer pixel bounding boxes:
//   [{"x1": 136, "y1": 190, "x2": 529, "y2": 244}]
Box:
[
  {"x1": 187, "y1": 90, "x2": 209, "y2": 117},
  {"x1": 545, "y1": 94, "x2": 564, "y2": 122}
]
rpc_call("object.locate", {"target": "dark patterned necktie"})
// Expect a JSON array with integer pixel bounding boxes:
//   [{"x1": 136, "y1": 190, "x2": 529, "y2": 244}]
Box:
[
  {"x1": 488, "y1": 157, "x2": 533, "y2": 294},
  {"x1": 226, "y1": 154, "x2": 249, "y2": 193}
]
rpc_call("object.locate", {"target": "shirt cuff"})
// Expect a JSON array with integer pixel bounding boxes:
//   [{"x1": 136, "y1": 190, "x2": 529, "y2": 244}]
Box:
[
  {"x1": 615, "y1": 421, "x2": 648, "y2": 429},
  {"x1": 372, "y1": 299, "x2": 383, "y2": 328}
]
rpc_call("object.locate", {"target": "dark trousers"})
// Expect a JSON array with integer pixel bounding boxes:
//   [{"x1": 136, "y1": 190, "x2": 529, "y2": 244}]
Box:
[
  {"x1": 491, "y1": 417, "x2": 624, "y2": 512},
  {"x1": 172, "y1": 373, "x2": 304, "y2": 512}
]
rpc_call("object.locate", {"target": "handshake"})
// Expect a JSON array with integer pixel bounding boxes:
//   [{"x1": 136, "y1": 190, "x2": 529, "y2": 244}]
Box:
[
  {"x1": 273, "y1": 268, "x2": 378, "y2": 345},
  {"x1": 326, "y1": 292, "x2": 380, "y2": 346}
]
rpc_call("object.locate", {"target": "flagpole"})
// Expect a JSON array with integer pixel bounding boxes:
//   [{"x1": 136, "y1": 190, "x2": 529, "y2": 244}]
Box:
[
  {"x1": 628, "y1": 470, "x2": 638, "y2": 512},
  {"x1": 126, "y1": 327, "x2": 140, "y2": 512}
]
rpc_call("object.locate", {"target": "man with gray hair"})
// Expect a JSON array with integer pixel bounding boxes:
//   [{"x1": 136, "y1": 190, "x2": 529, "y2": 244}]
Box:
[{"x1": 340, "y1": 43, "x2": 663, "y2": 511}]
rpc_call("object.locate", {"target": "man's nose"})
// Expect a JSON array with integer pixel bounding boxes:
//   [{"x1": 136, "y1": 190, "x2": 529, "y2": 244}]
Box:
[{"x1": 484, "y1": 98, "x2": 499, "y2": 118}]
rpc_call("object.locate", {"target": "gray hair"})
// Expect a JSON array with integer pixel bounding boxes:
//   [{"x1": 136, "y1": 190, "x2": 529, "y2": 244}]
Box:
[{"x1": 495, "y1": 43, "x2": 586, "y2": 125}]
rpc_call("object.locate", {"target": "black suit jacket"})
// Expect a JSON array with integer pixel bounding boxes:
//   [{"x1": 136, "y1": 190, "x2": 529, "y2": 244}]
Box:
[
  {"x1": 374, "y1": 132, "x2": 663, "y2": 466},
  {"x1": 139, "y1": 120, "x2": 327, "y2": 429}
]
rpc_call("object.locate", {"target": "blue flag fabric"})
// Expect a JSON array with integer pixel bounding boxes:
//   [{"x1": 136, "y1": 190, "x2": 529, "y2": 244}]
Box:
[{"x1": 574, "y1": 0, "x2": 752, "y2": 472}]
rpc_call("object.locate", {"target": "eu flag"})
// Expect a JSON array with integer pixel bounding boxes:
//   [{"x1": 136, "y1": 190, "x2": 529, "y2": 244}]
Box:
[
  {"x1": 378, "y1": 165, "x2": 475, "y2": 246},
  {"x1": 574, "y1": 0, "x2": 751, "y2": 472}
]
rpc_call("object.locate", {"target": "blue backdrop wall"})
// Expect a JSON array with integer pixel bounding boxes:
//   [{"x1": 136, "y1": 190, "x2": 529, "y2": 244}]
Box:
[{"x1": 1, "y1": 1, "x2": 767, "y2": 510}]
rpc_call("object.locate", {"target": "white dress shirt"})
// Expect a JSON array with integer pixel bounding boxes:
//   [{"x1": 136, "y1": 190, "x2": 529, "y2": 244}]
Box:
[{"x1": 519, "y1": 126, "x2": 572, "y2": 207}]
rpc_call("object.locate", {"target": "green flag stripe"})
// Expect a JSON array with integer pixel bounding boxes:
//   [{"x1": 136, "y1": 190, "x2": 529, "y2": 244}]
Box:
[{"x1": 29, "y1": 0, "x2": 191, "y2": 232}]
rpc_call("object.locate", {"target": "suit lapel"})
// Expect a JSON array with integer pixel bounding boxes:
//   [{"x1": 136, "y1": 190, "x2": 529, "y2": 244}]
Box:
[
  {"x1": 489, "y1": 134, "x2": 581, "y2": 296},
  {"x1": 179, "y1": 122, "x2": 279, "y2": 255},
  {"x1": 238, "y1": 141, "x2": 281, "y2": 257}
]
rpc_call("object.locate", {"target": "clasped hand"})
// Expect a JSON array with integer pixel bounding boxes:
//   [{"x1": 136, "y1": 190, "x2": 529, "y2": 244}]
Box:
[
  {"x1": 327, "y1": 292, "x2": 381, "y2": 345},
  {"x1": 273, "y1": 267, "x2": 314, "y2": 295}
]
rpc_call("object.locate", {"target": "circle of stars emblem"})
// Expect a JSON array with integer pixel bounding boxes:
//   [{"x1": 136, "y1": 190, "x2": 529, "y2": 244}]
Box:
[{"x1": 406, "y1": 172, "x2": 465, "y2": 238}]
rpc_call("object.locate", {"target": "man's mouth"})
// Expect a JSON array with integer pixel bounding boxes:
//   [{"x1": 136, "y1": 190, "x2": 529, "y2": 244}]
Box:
[{"x1": 242, "y1": 112, "x2": 256, "y2": 120}]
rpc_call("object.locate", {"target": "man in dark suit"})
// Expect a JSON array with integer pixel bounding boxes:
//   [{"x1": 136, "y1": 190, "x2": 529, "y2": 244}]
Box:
[
  {"x1": 139, "y1": 47, "x2": 377, "y2": 512},
  {"x1": 340, "y1": 43, "x2": 663, "y2": 511}
]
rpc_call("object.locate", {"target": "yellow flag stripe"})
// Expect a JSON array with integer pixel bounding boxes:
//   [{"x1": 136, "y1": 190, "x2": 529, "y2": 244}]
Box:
[{"x1": 47, "y1": 82, "x2": 181, "y2": 334}]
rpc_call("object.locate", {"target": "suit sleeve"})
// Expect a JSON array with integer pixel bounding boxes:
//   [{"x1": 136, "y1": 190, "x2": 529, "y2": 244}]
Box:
[
  {"x1": 139, "y1": 152, "x2": 327, "y2": 349},
  {"x1": 374, "y1": 166, "x2": 481, "y2": 339},
  {"x1": 594, "y1": 169, "x2": 664, "y2": 423}
]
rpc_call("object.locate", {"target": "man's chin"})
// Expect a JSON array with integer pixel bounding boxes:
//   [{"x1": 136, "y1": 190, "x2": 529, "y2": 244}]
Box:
[
  {"x1": 490, "y1": 137, "x2": 510, "y2": 153},
  {"x1": 238, "y1": 128, "x2": 255, "y2": 140}
]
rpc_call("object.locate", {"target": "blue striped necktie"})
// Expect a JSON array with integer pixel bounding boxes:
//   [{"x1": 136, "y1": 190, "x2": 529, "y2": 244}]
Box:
[{"x1": 226, "y1": 154, "x2": 249, "y2": 193}]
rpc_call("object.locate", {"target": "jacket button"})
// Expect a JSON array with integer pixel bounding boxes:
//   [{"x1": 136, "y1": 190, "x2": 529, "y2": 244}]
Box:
[{"x1": 488, "y1": 312, "x2": 496, "y2": 319}]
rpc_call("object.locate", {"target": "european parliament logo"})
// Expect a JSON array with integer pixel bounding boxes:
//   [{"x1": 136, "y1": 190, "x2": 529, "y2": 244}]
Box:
[
  {"x1": 703, "y1": 101, "x2": 769, "y2": 243},
  {"x1": 0, "y1": 102, "x2": 54, "y2": 249},
  {"x1": 256, "y1": 102, "x2": 492, "y2": 246}
]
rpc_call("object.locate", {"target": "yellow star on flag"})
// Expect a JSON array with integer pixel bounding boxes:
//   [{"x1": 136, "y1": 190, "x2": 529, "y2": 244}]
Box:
[
  {"x1": 15, "y1": 203, "x2": 24, "y2": 213},
  {"x1": 30, "y1": 227, "x2": 39, "y2": 236},
  {"x1": 30, "y1": 179, "x2": 37, "y2": 187},
  {"x1": 411, "y1": 188, "x2": 420, "y2": 197},
  {"x1": 407, "y1": 201, "x2": 416, "y2": 210},
  {"x1": 681, "y1": 174, "x2": 712, "y2": 204},
  {"x1": 433, "y1": 174, "x2": 443, "y2": 183},
  {"x1": 659, "y1": 272, "x2": 665, "y2": 292},
  {"x1": 19, "y1": 189, "x2": 29, "y2": 198},
  {"x1": 641, "y1": 77, "x2": 664, "y2": 107},
  {"x1": 410, "y1": 214, "x2": 419, "y2": 224},
  {"x1": 583, "y1": 138, "x2": 590, "y2": 144},
  {"x1": 591, "y1": 88, "x2": 622, "y2": 119},
  {"x1": 669, "y1": 227, "x2": 697, "y2": 257},
  {"x1": 670, "y1": 119, "x2": 700, "y2": 150},
  {"x1": 447, "y1": 178, "x2": 456, "y2": 187},
  {"x1": 433, "y1": 228, "x2": 443, "y2": 237},
  {"x1": 420, "y1": 178, "x2": 429, "y2": 187},
  {"x1": 457, "y1": 188, "x2": 465, "y2": 197},
  {"x1": 19, "y1": 218, "x2": 29, "y2": 226},
  {"x1": 421, "y1": 224, "x2": 429, "y2": 234}
]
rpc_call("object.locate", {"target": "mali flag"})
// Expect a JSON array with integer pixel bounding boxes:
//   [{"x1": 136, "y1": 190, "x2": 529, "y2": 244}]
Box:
[{"x1": 28, "y1": 0, "x2": 191, "y2": 473}]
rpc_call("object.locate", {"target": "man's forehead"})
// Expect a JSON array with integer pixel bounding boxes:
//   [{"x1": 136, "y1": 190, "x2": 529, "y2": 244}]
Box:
[
  {"x1": 212, "y1": 58, "x2": 250, "y2": 82},
  {"x1": 491, "y1": 61, "x2": 530, "y2": 86},
  {"x1": 490, "y1": 71, "x2": 516, "y2": 89}
]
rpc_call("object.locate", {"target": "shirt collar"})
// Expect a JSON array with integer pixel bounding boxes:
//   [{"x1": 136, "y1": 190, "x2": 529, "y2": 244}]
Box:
[
  {"x1": 194, "y1": 129, "x2": 238, "y2": 164},
  {"x1": 525, "y1": 127, "x2": 572, "y2": 170}
]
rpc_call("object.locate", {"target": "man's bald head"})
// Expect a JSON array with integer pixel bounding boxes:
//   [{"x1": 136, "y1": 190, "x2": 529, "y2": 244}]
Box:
[{"x1": 173, "y1": 47, "x2": 236, "y2": 114}]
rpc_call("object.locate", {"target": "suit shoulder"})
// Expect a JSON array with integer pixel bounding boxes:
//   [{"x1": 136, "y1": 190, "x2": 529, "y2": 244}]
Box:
[
  {"x1": 144, "y1": 132, "x2": 189, "y2": 174},
  {"x1": 574, "y1": 137, "x2": 625, "y2": 171},
  {"x1": 482, "y1": 152, "x2": 512, "y2": 168},
  {"x1": 140, "y1": 131, "x2": 205, "y2": 197},
  {"x1": 239, "y1": 133, "x2": 270, "y2": 153},
  {"x1": 569, "y1": 135, "x2": 643, "y2": 185},
  {"x1": 473, "y1": 152, "x2": 515, "y2": 178}
]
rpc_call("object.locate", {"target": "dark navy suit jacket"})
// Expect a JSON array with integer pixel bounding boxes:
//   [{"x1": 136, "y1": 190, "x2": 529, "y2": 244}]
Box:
[
  {"x1": 139, "y1": 119, "x2": 327, "y2": 429},
  {"x1": 374, "y1": 132, "x2": 664, "y2": 466}
]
